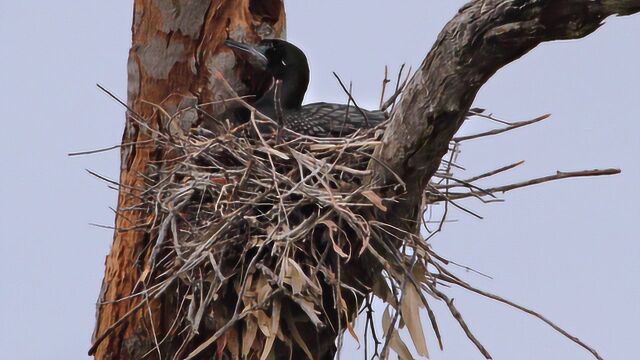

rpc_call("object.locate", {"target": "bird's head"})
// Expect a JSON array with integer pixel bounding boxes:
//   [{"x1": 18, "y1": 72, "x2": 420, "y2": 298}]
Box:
[{"x1": 225, "y1": 38, "x2": 309, "y2": 81}]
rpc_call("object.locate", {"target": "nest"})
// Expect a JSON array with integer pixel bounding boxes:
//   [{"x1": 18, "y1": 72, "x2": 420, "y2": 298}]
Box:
[
  {"x1": 85, "y1": 85, "x2": 612, "y2": 360},
  {"x1": 127, "y1": 107, "x2": 457, "y2": 358}
]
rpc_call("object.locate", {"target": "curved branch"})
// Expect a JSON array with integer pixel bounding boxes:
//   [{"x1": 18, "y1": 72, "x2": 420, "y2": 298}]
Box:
[{"x1": 371, "y1": 0, "x2": 640, "y2": 232}]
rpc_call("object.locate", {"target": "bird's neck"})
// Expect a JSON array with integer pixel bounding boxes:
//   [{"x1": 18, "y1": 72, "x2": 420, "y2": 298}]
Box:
[{"x1": 258, "y1": 71, "x2": 309, "y2": 111}]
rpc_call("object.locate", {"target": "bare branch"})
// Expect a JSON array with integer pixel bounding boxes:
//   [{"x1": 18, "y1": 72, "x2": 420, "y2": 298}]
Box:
[
  {"x1": 369, "y1": 0, "x2": 640, "y2": 234},
  {"x1": 432, "y1": 168, "x2": 622, "y2": 202},
  {"x1": 453, "y1": 114, "x2": 550, "y2": 142}
]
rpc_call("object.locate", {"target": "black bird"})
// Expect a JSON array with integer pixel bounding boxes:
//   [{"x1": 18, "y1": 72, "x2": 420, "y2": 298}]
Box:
[{"x1": 225, "y1": 39, "x2": 387, "y2": 137}]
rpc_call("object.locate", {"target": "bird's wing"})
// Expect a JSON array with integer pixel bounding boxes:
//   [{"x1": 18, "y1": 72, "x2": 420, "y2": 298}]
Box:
[{"x1": 284, "y1": 102, "x2": 388, "y2": 137}]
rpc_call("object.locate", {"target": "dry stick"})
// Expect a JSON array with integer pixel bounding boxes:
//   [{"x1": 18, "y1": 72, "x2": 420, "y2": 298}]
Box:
[
  {"x1": 467, "y1": 110, "x2": 515, "y2": 126},
  {"x1": 430, "y1": 287, "x2": 492, "y2": 359},
  {"x1": 425, "y1": 144, "x2": 456, "y2": 238},
  {"x1": 428, "y1": 251, "x2": 493, "y2": 280},
  {"x1": 98, "y1": 281, "x2": 167, "y2": 306},
  {"x1": 357, "y1": 150, "x2": 406, "y2": 190},
  {"x1": 273, "y1": 79, "x2": 284, "y2": 126},
  {"x1": 185, "y1": 275, "x2": 280, "y2": 360},
  {"x1": 379, "y1": 65, "x2": 390, "y2": 110},
  {"x1": 380, "y1": 277, "x2": 404, "y2": 360},
  {"x1": 340, "y1": 81, "x2": 354, "y2": 137},
  {"x1": 434, "y1": 189, "x2": 484, "y2": 219},
  {"x1": 448, "y1": 168, "x2": 621, "y2": 201},
  {"x1": 363, "y1": 294, "x2": 382, "y2": 360},
  {"x1": 437, "y1": 270, "x2": 603, "y2": 360},
  {"x1": 88, "y1": 282, "x2": 173, "y2": 356},
  {"x1": 85, "y1": 169, "x2": 123, "y2": 188},
  {"x1": 68, "y1": 139, "x2": 154, "y2": 157},
  {"x1": 185, "y1": 228, "x2": 276, "y2": 360},
  {"x1": 453, "y1": 114, "x2": 551, "y2": 142},
  {"x1": 463, "y1": 160, "x2": 525, "y2": 184},
  {"x1": 389, "y1": 64, "x2": 405, "y2": 114},
  {"x1": 89, "y1": 223, "x2": 116, "y2": 230},
  {"x1": 144, "y1": 289, "x2": 163, "y2": 360},
  {"x1": 435, "y1": 174, "x2": 497, "y2": 198},
  {"x1": 141, "y1": 288, "x2": 192, "y2": 360},
  {"x1": 109, "y1": 206, "x2": 137, "y2": 227},
  {"x1": 97, "y1": 84, "x2": 170, "y2": 142},
  {"x1": 332, "y1": 72, "x2": 370, "y2": 127},
  {"x1": 372, "y1": 234, "x2": 444, "y2": 353},
  {"x1": 380, "y1": 77, "x2": 409, "y2": 112},
  {"x1": 335, "y1": 250, "x2": 344, "y2": 360},
  {"x1": 211, "y1": 71, "x2": 275, "y2": 124},
  {"x1": 88, "y1": 300, "x2": 147, "y2": 355},
  {"x1": 381, "y1": 64, "x2": 412, "y2": 113}
]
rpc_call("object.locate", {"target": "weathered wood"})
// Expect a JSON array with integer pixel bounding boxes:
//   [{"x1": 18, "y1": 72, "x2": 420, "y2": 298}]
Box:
[
  {"x1": 91, "y1": 1, "x2": 285, "y2": 359},
  {"x1": 371, "y1": 0, "x2": 640, "y2": 236}
]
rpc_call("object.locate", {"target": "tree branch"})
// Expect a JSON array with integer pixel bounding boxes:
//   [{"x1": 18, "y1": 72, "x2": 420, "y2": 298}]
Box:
[
  {"x1": 428, "y1": 168, "x2": 621, "y2": 203},
  {"x1": 370, "y1": 0, "x2": 640, "y2": 234}
]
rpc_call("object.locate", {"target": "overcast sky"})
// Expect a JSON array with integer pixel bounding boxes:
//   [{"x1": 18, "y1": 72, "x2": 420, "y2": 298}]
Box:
[{"x1": 1, "y1": 1, "x2": 638, "y2": 359}]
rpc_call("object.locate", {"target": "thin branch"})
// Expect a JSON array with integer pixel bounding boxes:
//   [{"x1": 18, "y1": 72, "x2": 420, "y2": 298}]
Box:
[
  {"x1": 332, "y1": 72, "x2": 370, "y2": 127},
  {"x1": 453, "y1": 114, "x2": 550, "y2": 142},
  {"x1": 68, "y1": 140, "x2": 154, "y2": 157},
  {"x1": 464, "y1": 161, "x2": 525, "y2": 183},
  {"x1": 448, "y1": 168, "x2": 621, "y2": 201}
]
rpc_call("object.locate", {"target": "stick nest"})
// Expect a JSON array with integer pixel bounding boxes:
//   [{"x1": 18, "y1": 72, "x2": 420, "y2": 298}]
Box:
[
  {"x1": 139, "y1": 116, "x2": 436, "y2": 359},
  {"x1": 86, "y1": 96, "x2": 613, "y2": 359}
]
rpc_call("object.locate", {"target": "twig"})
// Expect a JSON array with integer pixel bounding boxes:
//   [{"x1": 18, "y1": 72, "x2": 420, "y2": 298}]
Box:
[
  {"x1": 464, "y1": 161, "x2": 525, "y2": 183},
  {"x1": 68, "y1": 139, "x2": 154, "y2": 157},
  {"x1": 379, "y1": 65, "x2": 390, "y2": 110},
  {"x1": 438, "y1": 270, "x2": 603, "y2": 360},
  {"x1": 332, "y1": 72, "x2": 370, "y2": 127},
  {"x1": 448, "y1": 168, "x2": 621, "y2": 200},
  {"x1": 453, "y1": 114, "x2": 550, "y2": 142}
]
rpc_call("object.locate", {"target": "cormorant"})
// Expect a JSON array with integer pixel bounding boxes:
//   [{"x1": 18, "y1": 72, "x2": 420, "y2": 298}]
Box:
[{"x1": 225, "y1": 39, "x2": 387, "y2": 137}]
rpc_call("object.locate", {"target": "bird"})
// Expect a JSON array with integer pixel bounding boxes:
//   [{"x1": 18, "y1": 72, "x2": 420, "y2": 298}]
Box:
[{"x1": 225, "y1": 38, "x2": 388, "y2": 137}]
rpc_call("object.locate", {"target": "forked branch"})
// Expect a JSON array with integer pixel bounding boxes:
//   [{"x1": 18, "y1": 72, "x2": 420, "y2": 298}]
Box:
[{"x1": 370, "y1": 0, "x2": 640, "y2": 234}]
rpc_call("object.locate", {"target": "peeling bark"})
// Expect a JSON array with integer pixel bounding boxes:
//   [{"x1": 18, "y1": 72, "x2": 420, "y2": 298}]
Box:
[{"x1": 92, "y1": 1, "x2": 285, "y2": 359}]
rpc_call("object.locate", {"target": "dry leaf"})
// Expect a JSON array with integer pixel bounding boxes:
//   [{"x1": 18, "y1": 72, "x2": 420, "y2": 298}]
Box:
[
  {"x1": 373, "y1": 278, "x2": 397, "y2": 307},
  {"x1": 255, "y1": 310, "x2": 272, "y2": 337},
  {"x1": 242, "y1": 317, "x2": 258, "y2": 357},
  {"x1": 260, "y1": 299, "x2": 281, "y2": 360},
  {"x1": 320, "y1": 220, "x2": 349, "y2": 259},
  {"x1": 346, "y1": 319, "x2": 360, "y2": 346},
  {"x1": 258, "y1": 146, "x2": 290, "y2": 160},
  {"x1": 390, "y1": 333, "x2": 415, "y2": 360},
  {"x1": 293, "y1": 298, "x2": 323, "y2": 327},
  {"x1": 286, "y1": 258, "x2": 318, "y2": 295},
  {"x1": 285, "y1": 311, "x2": 314, "y2": 360},
  {"x1": 382, "y1": 307, "x2": 414, "y2": 360},
  {"x1": 401, "y1": 284, "x2": 429, "y2": 357},
  {"x1": 362, "y1": 190, "x2": 387, "y2": 211}
]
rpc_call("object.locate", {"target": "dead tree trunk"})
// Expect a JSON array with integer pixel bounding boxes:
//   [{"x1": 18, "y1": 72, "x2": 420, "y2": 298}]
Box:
[
  {"x1": 91, "y1": 1, "x2": 285, "y2": 359},
  {"x1": 91, "y1": 1, "x2": 640, "y2": 359}
]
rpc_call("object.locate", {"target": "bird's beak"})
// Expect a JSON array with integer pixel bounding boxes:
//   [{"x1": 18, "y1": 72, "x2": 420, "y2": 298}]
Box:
[{"x1": 224, "y1": 39, "x2": 269, "y2": 71}]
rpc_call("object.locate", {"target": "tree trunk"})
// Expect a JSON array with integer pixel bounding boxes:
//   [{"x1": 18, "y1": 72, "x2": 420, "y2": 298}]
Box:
[
  {"x1": 91, "y1": 1, "x2": 285, "y2": 359},
  {"x1": 91, "y1": 1, "x2": 640, "y2": 359}
]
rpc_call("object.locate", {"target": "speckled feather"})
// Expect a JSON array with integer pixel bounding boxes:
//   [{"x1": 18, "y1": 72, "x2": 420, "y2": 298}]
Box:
[{"x1": 281, "y1": 102, "x2": 387, "y2": 137}]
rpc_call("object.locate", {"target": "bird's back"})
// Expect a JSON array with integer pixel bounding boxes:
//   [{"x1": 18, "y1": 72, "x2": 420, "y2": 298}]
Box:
[{"x1": 282, "y1": 102, "x2": 387, "y2": 137}]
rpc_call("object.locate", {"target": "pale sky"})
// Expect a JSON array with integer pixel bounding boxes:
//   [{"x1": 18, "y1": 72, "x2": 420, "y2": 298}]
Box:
[{"x1": 1, "y1": 1, "x2": 638, "y2": 359}]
